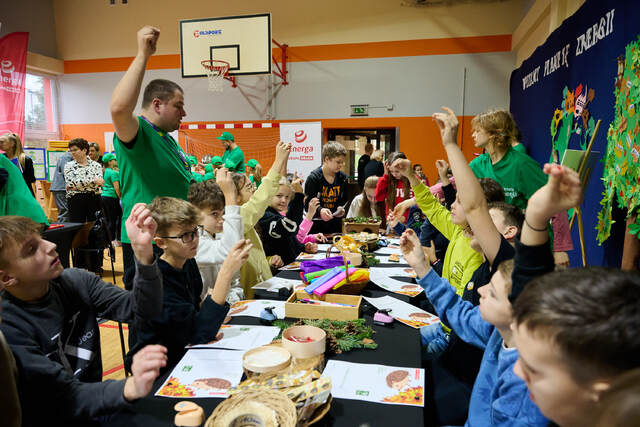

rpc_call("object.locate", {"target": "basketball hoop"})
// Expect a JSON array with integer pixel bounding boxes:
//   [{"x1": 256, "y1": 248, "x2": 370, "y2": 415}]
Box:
[{"x1": 201, "y1": 59, "x2": 230, "y2": 92}]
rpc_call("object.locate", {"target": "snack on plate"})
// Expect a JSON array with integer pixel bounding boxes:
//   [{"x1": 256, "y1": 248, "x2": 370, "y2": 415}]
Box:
[{"x1": 388, "y1": 254, "x2": 400, "y2": 262}]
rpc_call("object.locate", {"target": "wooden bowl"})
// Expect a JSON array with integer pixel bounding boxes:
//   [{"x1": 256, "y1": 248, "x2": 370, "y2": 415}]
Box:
[
  {"x1": 282, "y1": 326, "x2": 326, "y2": 359},
  {"x1": 243, "y1": 346, "x2": 292, "y2": 374}
]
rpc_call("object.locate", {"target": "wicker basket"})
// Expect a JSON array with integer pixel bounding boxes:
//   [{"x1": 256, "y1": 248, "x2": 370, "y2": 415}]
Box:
[
  {"x1": 324, "y1": 237, "x2": 369, "y2": 295},
  {"x1": 205, "y1": 389, "x2": 297, "y2": 427}
]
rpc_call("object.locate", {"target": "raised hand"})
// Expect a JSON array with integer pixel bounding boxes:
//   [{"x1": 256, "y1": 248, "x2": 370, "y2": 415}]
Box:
[
  {"x1": 291, "y1": 172, "x2": 304, "y2": 193},
  {"x1": 274, "y1": 141, "x2": 292, "y2": 168},
  {"x1": 400, "y1": 229, "x2": 430, "y2": 278},
  {"x1": 126, "y1": 203, "x2": 157, "y2": 264},
  {"x1": 307, "y1": 197, "x2": 321, "y2": 219},
  {"x1": 432, "y1": 106, "x2": 459, "y2": 145},
  {"x1": 435, "y1": 159, "x2": 450, "y2": 180},
  {"x1": 124, "y1": 344, "x2": 167, "y2": 401},
  {"x1": 215, "y1": 167, "x2": 237, "y2": 205},
  {"x1": 527, "y1": 164, "x2": 583, "y2": 224},
  {"x1": 137, "y1": 26, "x2": 160, "y2": 58},
  {"x1": 390, "y1": 158, "x2": 412, "y2": 178},
  {"x1": 220, "y1": 239, "x2": 253, "y2": 275}
]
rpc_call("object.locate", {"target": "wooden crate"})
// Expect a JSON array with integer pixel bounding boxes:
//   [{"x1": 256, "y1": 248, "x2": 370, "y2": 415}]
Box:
[
  {"x1": 285, "y1": 291, "x2": 361, "y2": 321},
  {"x1": 342, "y1": 221, "x2": 381, "y2": 234}
]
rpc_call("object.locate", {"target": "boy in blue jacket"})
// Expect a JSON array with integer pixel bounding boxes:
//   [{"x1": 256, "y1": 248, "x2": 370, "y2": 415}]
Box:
[
  {"x1": 509, "y1": 163, "x2": 640, "y2": 427},
  {"x1": 401, "y1": 225, "x2": 546, "y2": 426}
]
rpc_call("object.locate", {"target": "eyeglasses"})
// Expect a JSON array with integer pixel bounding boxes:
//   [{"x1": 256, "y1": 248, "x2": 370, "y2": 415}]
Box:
[{"x1": 158, "y1": 225, "x2": 202, "y2": 243}]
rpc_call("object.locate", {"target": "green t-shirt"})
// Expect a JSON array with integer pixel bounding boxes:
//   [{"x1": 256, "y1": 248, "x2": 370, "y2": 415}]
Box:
[
  {"x1": 191, "y1": 171, "x2": 203, "y2": 183},
  {"x1": 102, "y1": 168, "x2": 120, "y2": 198},
  {"x1": 469, "y1": 148, "x2": 547, "y2": 210},
  {"x1": 249, "y1": 175, "x2": 261, "y2": 188},
  {"x1": 202, "y1": 172, "x2": 215, "y2": 181},
  {"x1": 222, "y1": 146, "x2": 245, "y2": 173},
  {"x1": 0, "y1": 155, "x2": 48, "y2": 225},
  {"x1": 114, "y1": 116, "x2": 191, "y2": 243},
  {"x1": 511, "y1": 142, "x2": 527, "y2": 154}
]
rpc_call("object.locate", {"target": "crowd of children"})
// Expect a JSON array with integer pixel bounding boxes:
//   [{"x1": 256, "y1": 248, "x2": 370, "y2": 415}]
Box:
[{"x1": 1, "y1": 25, "x2": 639, "y2": 427}]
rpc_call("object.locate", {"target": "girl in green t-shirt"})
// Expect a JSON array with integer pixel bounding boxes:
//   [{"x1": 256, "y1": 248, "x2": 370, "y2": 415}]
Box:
[{"x1": 101, "y1": 153, "x2": 122, "y2": 244}]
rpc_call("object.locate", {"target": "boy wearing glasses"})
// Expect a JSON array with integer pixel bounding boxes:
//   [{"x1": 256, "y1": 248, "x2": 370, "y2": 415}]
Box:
[{"x1": 126, "y1": 196, "x2": 252, "y2": 369}]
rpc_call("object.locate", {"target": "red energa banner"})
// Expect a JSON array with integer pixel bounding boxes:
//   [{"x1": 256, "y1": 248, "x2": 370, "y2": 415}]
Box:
[{"x1": 0, "y1": 32, "x2": 29, "y2": 140}]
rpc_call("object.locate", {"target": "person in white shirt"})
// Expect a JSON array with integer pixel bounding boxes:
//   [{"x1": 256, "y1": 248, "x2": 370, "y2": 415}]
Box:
[{"x1": 188, "y1": 168, "x2": 244, "y2": 302}]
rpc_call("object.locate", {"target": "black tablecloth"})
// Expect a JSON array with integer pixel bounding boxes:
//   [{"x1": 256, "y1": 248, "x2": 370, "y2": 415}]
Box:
[
  {"x1": 42, "y1": 222, "x2": 83, "y2": 268},
  {"x1": 104, "y1": 253, "x2": 427, "y2": 426}
]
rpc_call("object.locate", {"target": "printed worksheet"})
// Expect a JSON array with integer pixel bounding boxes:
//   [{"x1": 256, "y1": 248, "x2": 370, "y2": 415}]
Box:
[
  {"x1": 279, "y1": 261, "x2": 301, "y2": 271},
  {"x1": 322, "y1": 360, "x2": 424, "y2": 407},
  {"x1": 363, "y1": 295, "x2": 439, "y2": 328},
  {"x1": 252, "y1": 277, "x2": 303, "y2": 293},
  {"x1": 187, "y1": 325, "x2": 281, "y2": 350},
  {"x1": 296, "y1": 252, "x2": 327, "y2": 261},
  {"x1": 369, "y1": 267, "x2": 423, "y2": 297},
  {"x1": 374, "y1": 254, "x2": 407, "y2": 264},
  {"x1": 155, "y1": 349, "x2": 244, "y2": 398},
  {"x1": 373, "y1": 244, "x2": 402, "y2": 256},
  {"x1": 228, "y1": 299, "x2": 286, "y2": 319}
]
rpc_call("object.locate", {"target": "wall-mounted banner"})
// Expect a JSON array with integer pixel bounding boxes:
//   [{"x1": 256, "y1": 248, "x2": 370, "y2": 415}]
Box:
[
  {"x1": 509, "y1": 0, "x2": 640, "y2": 267},
  {"x1": 0, "y1": 32, "x2": 28, "y2": 141},
  {"x1": 279, "y1": 122, "x2": 322, "y2": 180}
]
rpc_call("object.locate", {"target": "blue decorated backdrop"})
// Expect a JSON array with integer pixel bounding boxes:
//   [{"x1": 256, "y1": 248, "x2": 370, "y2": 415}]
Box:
[{"x1": 510, "y1": 0, "x2": 640, "y2": 267}]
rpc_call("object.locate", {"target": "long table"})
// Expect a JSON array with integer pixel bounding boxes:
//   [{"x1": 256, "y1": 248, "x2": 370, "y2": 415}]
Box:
[{"x1": 104, "y1": 254, "x2": 427, "y2": 426}]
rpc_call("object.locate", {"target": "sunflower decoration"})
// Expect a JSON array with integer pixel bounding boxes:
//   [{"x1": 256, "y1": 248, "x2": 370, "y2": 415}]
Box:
[{"x1": 565, "y1": 90, "x2": 575, "y2": 115}]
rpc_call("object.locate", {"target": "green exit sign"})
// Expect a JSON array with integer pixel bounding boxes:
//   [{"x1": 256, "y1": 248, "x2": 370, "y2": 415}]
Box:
[{"x1": 350, "y1": 104, "x2": 369, "y2": 116}]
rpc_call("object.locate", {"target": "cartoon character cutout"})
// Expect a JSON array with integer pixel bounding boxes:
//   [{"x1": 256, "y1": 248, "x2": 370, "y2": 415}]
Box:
[
  {"x1": 190, "y1": 377, "x2": 232, "y2": 391},
  {"x1": 386, "y1": 370, "x2": 410, "y2": 391}
]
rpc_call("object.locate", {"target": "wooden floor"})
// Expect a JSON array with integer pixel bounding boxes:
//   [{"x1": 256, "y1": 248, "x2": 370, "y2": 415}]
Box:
[{"x1": 75, "y1": 246, "x2": 130, "y2": 381}]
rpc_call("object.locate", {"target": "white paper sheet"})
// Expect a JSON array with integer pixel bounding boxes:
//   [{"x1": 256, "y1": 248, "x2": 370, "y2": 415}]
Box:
[
  {"x1": 322, "y1": 360, "x2": 425, "y2": 407},
  {"x1": 252, "y1": 277, "x2": 303, "y2": 293},
  {"x1": 369, "y1": 267, "x2": 423, "y2": 297},
  {"x1": 155, "y1": 349, "x2": 244, "y2": 398},
  {"x1": 364, "y1": 295, "x2": 439, "y2": 328},
  {"x1": 279, "y1": 261, "x2": 301, "y2": 270},
  {"x1": 228, "y1": 299, "x2": 286, "y2": 319},
  {"x1": 186, "y1": 325, "x2": 281, "y2": 350}
]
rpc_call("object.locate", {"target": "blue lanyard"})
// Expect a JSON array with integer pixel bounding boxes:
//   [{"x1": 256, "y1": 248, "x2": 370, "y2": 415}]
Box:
[{"x1": 140, "y1": 115, "x2": 190, "y2": 172}]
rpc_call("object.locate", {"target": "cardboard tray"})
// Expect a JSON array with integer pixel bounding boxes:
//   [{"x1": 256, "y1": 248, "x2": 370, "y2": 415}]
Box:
[{"x1": 285, "y1": 291, "x2": 361, "y2": 321}]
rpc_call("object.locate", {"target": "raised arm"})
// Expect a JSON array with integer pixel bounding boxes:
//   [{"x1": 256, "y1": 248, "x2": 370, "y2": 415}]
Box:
[
  {"x1": 110, "y1": 26, "x2": 160, "y2": 142},
  {"x1": 434, "y1": 106, "x2": 503, "y2": 265},
  {"x1": 510, "y1": 164, "x2": 583, "y2": 301}
]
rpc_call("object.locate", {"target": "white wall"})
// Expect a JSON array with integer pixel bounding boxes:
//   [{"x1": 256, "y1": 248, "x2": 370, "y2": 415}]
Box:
[{"x1": 59, "y1": 50, "x2": 515, "y2": 124}]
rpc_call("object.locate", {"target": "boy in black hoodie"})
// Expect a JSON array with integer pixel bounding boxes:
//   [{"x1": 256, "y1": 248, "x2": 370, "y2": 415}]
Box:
[
  {"x1": 304, "y1": 142, "x2": 348, "y2": 234},
  {"x1": 0, "y1": 205, "x2": 167, "y2": 426},
  {"x1": 126, "y1": 196, "x2": 251, "y2": 369},
  {"x1": 259, "y1": 175, "x2": 317, "y2": 267}
]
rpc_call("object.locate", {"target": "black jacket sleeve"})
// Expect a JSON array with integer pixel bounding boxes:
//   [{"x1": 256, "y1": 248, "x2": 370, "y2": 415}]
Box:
[
  {"x1": 303, "y1": 171, "x2": 323, "y2": 218},
  {"x1": 509, "y1": 238, "x2": 555, "y2": 303},
  {"x1": 442, "y1": 183, "x2": 456, "y2": 210}
]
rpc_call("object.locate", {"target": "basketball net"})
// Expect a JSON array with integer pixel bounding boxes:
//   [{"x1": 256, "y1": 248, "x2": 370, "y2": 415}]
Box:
[{"x1": 201, "y1": 60, "x2": 230, "y2": 92}]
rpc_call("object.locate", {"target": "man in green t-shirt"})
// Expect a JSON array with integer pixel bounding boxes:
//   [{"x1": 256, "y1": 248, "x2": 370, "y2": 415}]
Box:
[
  {"x1": 110, "y1": 25, "x2": 191, "y2": 289},
  {"x1": 0, "y1": 154, "x2": 48, "y2": 226},
  {"x1": 217, "y1": 132, "x2": 245, "y2": 173}
]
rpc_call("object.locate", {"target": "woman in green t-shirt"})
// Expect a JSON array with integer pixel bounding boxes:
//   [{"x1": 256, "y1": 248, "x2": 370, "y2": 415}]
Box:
[
  {"x1": 468, "y1": 110, "x2": 573, "y2": 263},
  {"x1": 101, "y1": 153, "x2": 122, "y2": 245}
]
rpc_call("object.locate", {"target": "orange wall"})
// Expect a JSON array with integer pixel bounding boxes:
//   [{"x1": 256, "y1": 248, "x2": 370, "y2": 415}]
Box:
[{"x1": 60, "y1": 115, "x2": 477, "y2": 184}]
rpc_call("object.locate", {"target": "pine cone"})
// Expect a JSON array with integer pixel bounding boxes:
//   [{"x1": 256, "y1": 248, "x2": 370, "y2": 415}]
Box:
[
  {"x1": 345, "y1": 321, "x2": 358, "y2": 334},
  {"x1": 326, "y1": 334, "x2": 341, "y2": 354}
]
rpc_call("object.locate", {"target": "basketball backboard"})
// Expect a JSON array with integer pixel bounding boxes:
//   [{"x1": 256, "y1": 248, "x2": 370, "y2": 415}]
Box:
[{"x1": 179, "y1": 13, "x2": 271, "y2": 78}]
